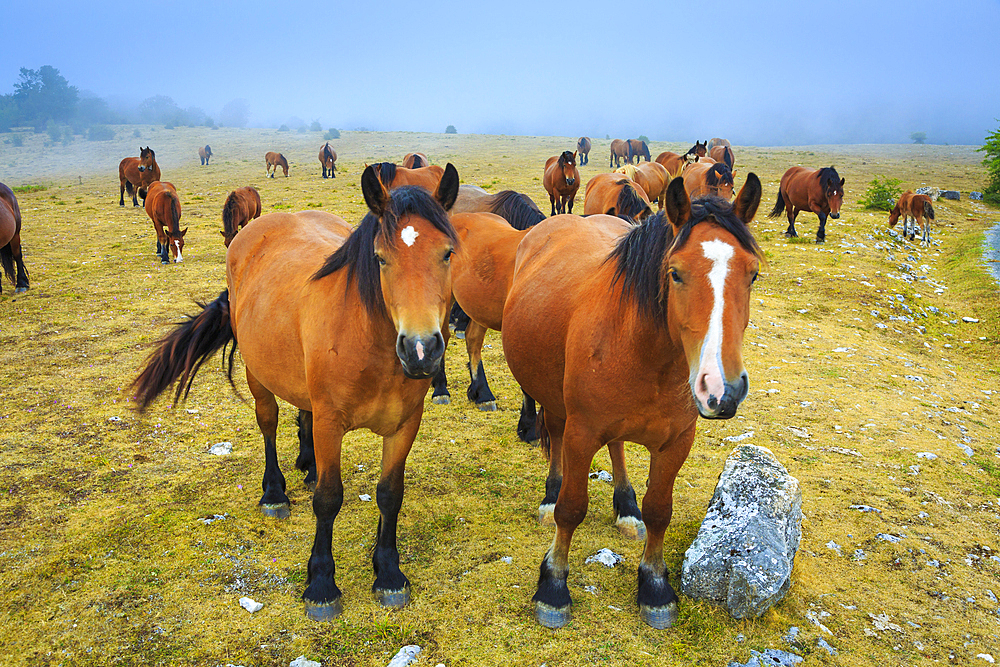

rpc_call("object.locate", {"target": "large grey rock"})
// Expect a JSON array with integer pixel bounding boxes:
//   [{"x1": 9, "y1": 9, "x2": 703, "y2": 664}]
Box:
[
  {"x1": 970, "y1": 191, "x2": 983, "y2": 200},
  {"x1": 915, "y1": 186, "x2": 940, "y2": 200},
  {"x1": 681, "y1": 444, "x2": 802, "y2": 619},
  {"x1": 941, "y1": 190, "x2": 960, "y2": 200}
]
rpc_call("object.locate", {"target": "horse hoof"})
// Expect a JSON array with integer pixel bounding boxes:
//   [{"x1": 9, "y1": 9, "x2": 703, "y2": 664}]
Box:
[
  {"x1": 640, "y1": 601, "x2": 678, "y2": 629},
  {"x1": 259, "y1": 502, "x2": 291, "y2": 519},
  {"x1": 816, "y1": 239, "x2": 825, "y2": 244},
  {"x1": 304, "y1": 479, "x2": 317, "y2": 492},
  {"x1": 375, "y1": 585, "x2": 411, "y2": 609},
  {"x1": 535, "y1": 601, "x2": 571, "y2": 629},
  {"x1": 537, "y1": 503, "x2": 555, "y2": 527},
  {"x1": 616, "y1": 515, "x2": 646, "y2": 541},
  {"x1": 13, "y1": 287, "x2": 27, "y2": 294},
  {"x1": 161, "y1": 260, "x2": 169, "y2": 264},
  {"x1": 476, "y1": 401, "x2": 498, "y2": 412},
  {"x1": 454, "y1": 331, "x2": 466, "y2": 340},
  {"x1": 431, "y1": 395, "x2": 450, "y2": 405},
  {"x1": 304, "y1": 597, "x2": 343, "y2": 622}
]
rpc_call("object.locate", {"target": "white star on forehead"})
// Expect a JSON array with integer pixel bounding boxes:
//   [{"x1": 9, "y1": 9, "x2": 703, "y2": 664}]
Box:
[{"x1": 401, "y1": 225, "x2": 418, "y2": 247}]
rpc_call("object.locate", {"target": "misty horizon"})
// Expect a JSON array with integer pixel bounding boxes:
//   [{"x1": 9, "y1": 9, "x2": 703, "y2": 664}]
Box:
[{"x1": 2, "y1": 0, "x2": 999, "y2": 146}]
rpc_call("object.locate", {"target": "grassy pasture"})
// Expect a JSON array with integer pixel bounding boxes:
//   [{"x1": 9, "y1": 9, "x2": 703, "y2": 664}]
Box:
[{"x1": 0, "y1": 126, "x2": 999, "y2": 666}]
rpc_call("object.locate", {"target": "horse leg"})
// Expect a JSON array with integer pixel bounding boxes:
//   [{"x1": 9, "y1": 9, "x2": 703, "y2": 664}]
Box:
[
  {"x1": 296, "y1": 409, "x2": 318, "y2": 490},
  {"x1": 430, "y1": 351, "x2": 450, "y2": 404},
  {"x1": 636, "y1": 425, "x2": 695, "y2": 629},
  {"x1": 815, "y1": 212, "x2": 827, "y2": 244},
  {"x1": 516, "y1": 389, "x2": 539, "y2": 444},
  {"x1": 533, "y1": 420, "x2": 602, "y2": 628},
  {"x1": 119, "y1": 181, "x2": 126, "y2": 207},
  {"x1": 550, "y1": 193, "x2": 557, "y2": 217},
  {"x1": 246, "y1": 370, "x2": 291, "y2": 518},
  {"x1": 608, "y1": 440, "x2": 644, "y2": 540},
  {"x1": 371, "y1": 409, "x2": 422, "y2": 608},
  {"x1": 566, "y1": 195, "x2": 575, "y2": 215},
  {"x1": 450, "y1": 301, "x2": 470, "y2": 339},
  {"x1": 302, "y1": 411, "x2": 345, "y2": 621},
  {"x1": 783, "y1": 205, "x2": 798, "y2": 238},
  {"x1": 465, "y1": 320, "x2": 497, "y2": 411},
  {"x1": 537, "y1": 411, "x2": 566, "y2": 526},
  {"x1": 8, "y1": 234, "x2": 28, "y2": 293}
]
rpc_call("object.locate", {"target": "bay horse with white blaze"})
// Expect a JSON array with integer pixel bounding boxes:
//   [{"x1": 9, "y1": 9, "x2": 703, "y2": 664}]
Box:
[
  {"x1": 888, "y1": 190, "x2": 935, "y2": 246},
  {"x1": 131, "y1": 164, "x2": 462, "y2": 621},
  {"x1": 768, "y1": 166, "x2": 845, "y2": 243},
  {"x1": 119, "y1": 147, "x2": 161, "y2": 207},
  {"x1": 0, "y1": 183, "x2": 30, "y2": 293},
  {"x1": 576, "y1": 137, "x2": 591, "y2": 165},
  {"x1": 502, "y1": 175, "x2": 763, "y2": 629},
  {"x1": 221, "y1": 186, "x2": 262, "y2": 247},
  {"x1": 144, "y1": 181, "x2": 186, "y2": 263},
  {"x1": 265, "y1": 151, "x2": 289, "y2": 177},
  {"x1": 199, "y1": 145, "x2": 212, "y2": 165},
  {"x1": 543, "y1": 151, "x2": 580, "y2": 215},
  {"x1": 319, "y1": 143, "x2": 337, "y2": 178}
]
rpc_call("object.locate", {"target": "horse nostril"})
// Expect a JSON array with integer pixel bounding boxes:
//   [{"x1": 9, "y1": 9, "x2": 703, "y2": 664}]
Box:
[{"x1": 707, "y1": 394, "x2": 719, "y2": 410}]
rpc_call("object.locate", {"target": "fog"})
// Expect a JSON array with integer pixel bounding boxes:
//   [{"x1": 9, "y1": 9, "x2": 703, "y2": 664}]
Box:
[{"x1": 3, "y1": 0, "x2": 998, "y2": 145}]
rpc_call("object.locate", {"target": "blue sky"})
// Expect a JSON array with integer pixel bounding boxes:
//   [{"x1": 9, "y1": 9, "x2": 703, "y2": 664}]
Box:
[{"x1": 2, "y1": 0, "x2": 998, "y2": 144}]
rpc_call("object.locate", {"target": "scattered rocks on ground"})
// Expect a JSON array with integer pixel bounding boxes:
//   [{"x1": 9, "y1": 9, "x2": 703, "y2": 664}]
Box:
[
  {"x1": 728, "y1": 648, "x2": 803, "y2": 667},
  {"x1": 585, "y1": 548, "x2": 623, "y2": 567},
  {"x1": 681, "y1": 444, "x2": 802, "y2": 619},
  {"x1": 238, "y1": 597, "x2": 263, "y2": 613},
  {"x1": 386, "y1": 645, "x2": 421, "y2": 667},
  {"x1": 817, "y1": 639, "x2": 838, "y2": 656}
]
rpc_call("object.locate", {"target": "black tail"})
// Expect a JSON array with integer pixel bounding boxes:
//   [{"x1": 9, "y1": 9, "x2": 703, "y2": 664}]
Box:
[
  {"x1": 924, "y1": 200, "x2": 935, "y2": 220},
  {"x1": 537, "y1": 406, "x2": 549, "y2": 459},
  {"x1": 169, "y1": 193, "x2": 181, "y2": 236},
  {"x1": 125, "y1": 181, "x2": 134, "y2": 196},
  {"x1": 768, "y1": 190, "x2": 786, "y2": 218},
  {"x1": 0, "y1": 243, "x2": 15, "y2": 285},
  {"x1": 723, "y1": 146, "x2": 734, "y2": 170},
  {"x1": 489, "y1": 190, "x2": 546, "y2": 230},
  {"x1": 413, "y1": 154, "x2": 427, "y2": 168},
  {"x1": 131, "y1": 291, "x2": 237, "y2": 411}
]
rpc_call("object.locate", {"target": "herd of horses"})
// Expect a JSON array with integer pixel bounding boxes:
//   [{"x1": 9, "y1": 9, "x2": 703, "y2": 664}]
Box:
[{"x1": 0, "y1": 134, "x2": 945, "y2": 631}]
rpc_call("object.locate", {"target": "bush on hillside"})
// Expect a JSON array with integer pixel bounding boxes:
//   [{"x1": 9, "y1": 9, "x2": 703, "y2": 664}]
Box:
[
  {"x1": 860, "y1": 176, "x2": 902, "y2": 211},
  {"x1": 445, "y1": 125, "x2": 457, "y2": 134},
  {"x1": 324, "y1": 128, "x2": 340, "y2": 140},
  {"x1": 978, "y1": 122, "x2": 1000, "y2": 205}
]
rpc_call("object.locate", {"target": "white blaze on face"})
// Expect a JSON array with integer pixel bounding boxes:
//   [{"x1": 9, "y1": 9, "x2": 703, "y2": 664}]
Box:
[
  {"x1": 174, "y1": 240, "x2": 183, "y2": 262},
  {"x1": 692, "y1": 239, "x2": 733, "y2": 410},
  {"x1": 401, "y1": 225, "x2": 419, "y2": 247}
]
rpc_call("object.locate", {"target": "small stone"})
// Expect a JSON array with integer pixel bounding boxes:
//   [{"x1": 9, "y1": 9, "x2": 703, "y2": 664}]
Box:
[
  {"x1": 588, "y1": 470, "x2": 613, "y2": 482},
  {"x1": 209, "y1": 442, "x2": 232, "y2": 456},
  {"x1": 970, "y1": 191, "x2": 983, "y2": 200},
  {"x1": 359, "y1": 494, "x2": 372, "y2": 502},
  {"x1": 584, "y1": 585, "x2": 599, "y2": 595},
  {"x1": 108, "y1": 416, "x2": 121, "y2": 422},
  {"x1": 962, "y1": 317, "x2": 980, "y2": 323},
  {"x1": 386, "y1": 645, "x2": 421, "y2": 667},
  {"x1": 916, "y1": 452, "x2": 938, "y2": 460},
  {"x1": 290, "y1": 657, "x2": 321, "y2": 667},
  {"x1": 239, "y1": 597, "x2": 263, "y2": 613},
  {"x1": 817, "y1": 639, "x2": 838, "y2": 656},
  {"x1": 957, "y1": 443, "x2": 974, "y2": 457},
  {"x1": 724, "y1": 431, "x2": 755, "y2": 442},
  {"x1": 585, "y1": 548, "x2": 623, "y2": 567},
  {"x1": 877, "y1": 533, "x2": 903, "y2": 543},
  {"x1": 826, "y1": 541, "x2": 842, "y2": 555},
  {"x1": 977, "y1": 655, "x2": 995, "y2": 664},
  {"x1": 853, "y1": 549, "x2": 867, "y2": 561},
  {"x1": 500, "y1": 556, "x2": 512, "y2": 564},
  {"x1": 850, "y1": 504, "x2": 882, "y2": 513},
  {"x1": 783, "y1": 626, "x2": 800, "y2": 643}
]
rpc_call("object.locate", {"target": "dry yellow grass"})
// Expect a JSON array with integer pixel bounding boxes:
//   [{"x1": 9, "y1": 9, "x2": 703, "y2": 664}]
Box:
[{"x1": 0, "y1": 127, "x2": 998, "y2": 666}]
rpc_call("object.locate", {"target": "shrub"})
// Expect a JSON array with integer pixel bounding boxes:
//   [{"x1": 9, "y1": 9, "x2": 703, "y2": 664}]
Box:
[
  {"x1": 87, "y1": 125, "x2": 115, "y2": 141},
  {"x1": 978, "y1": 122, "x2": 1000, "y2": 205},
  {"x1": 910, "y1": 131, "x2": 927, "y2": 144},
  {"x1": 445, "y1": 125, "x2": 457, "y2": 134},
  {"x1": 204, "y1": 117, "x2": 215, "y2": 128},
  {"x1": 310, "y1": 121, "x2": 322, "y2": 132},
  {"x1": 324, "y1": 128, "x2": 340, "y2": 140},
  {"x1": 638, "y1": 135, "x2": 650, "y2": 143},
  {"x1": 8, "y1": 134, "x2": 24, "y2": 147},
  {"x1": 860, "y1": 176, "x2": 903, "y2": 211},
  {"x1": 278, "y1": 124, "x2": 290, "y2": 132},
  {"x1": 12, "y1": 184, "x2": 47, "y2": 193}
]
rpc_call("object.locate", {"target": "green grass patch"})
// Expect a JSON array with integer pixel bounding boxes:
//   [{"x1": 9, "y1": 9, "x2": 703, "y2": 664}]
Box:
[{"x1": 12, "y1": 184, "x2": 47, "y2": 193}]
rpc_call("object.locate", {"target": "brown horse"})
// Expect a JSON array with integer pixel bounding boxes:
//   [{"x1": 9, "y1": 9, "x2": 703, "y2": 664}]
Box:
[
  {"x1": 654, "y1": 152, "x2": 688, "y2": 179},
  {"x1": 682, "y1": 162, "x2": 735, "y2": 200},
  {"x1": 888, "y1": 190, "x2": 935, "y2": 246},
  {"x1": 709, "y1": 145, "x2": 734, "y2": 171},
  {"x1": 144, "y1": 181, "x2": 186, "y2": 264},
  {"x1": 371, "y1": 162, "x2": 445, "y2": 192},
  {"x1": 0, "y1": 183, "x2": 29, "y2": 293},
  {"x1": 131, "y1": 163, "x2": 461, "y2": 622},
  {"x1": 684, "y1": 141, "x2": 708, "y2": 162},
  {"x1": 576, "y1": 137, "x2": 591, "y2": 165},
  {"x1": 543, "y1": 151, "x2": 580, "y2": 216},
  {"x1": 629, "y1": 162, "x2": 671, "y2": 210},
  {"x1": 319, "y1": 143, "x2": 337, "y2": 178},
  {"x1": 221, "y1": 186, "x2": 262, "y2": 247},
  {"x1": 265, "y1": 151, "x2": 289, "y2": 177},
  {"x1": 119, "y1": 147, "x2": 161, "y2": 207},
  {"x1": 610, "y1": 139, "x2": 630, "y2": 168},
  {"x1": 586, "y1": 173, "x2": 652, "y2": 222},
  {"x1": 199, "y1": 145, "x2": 213, "y2": 165},
  {"x1": 706, "y1": 138, "x2": 731, "y2": 151},
  {"x1": 628, "y1": 139, "x2": 651, "y2": 163},
  {"x1": 502, "y1": 175, "x2": 763, "y2": 629},
  {"x1": 768, "y1": 166, "x2": 845, "y2": 243},
  {"x1": 402, "y1": 153, "x2": 428, "y2": 168}
]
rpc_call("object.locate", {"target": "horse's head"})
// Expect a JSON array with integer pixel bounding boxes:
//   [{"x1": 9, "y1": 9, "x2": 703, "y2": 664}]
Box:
[
  {"x1": 205, "y1": 145, "x2": 212, "y2": 157},
  {"x1": 558, "y1": 151, "x2": 577, "y2": 186},
  {"x1": 280, "y1": 155, "x2": 289, "y2": 176},
  {"x1": 138, "y1": 146, "x2": 155, "y2": 172},
  {"x1": 820, "y1": 167, "x2": 844, "y2": 219},
  {"x1": 361, "y1": 162, "x2": 460, "y2": 378},
  {"x1": 662, "y1": 175, "x2": 761, "y2": 419},
  {"x1": 705, "y1": 164, "x2": 735, "y2": 200},
  {"x1": 167, "y1": 227, "x2": 187, "y2": 263}
]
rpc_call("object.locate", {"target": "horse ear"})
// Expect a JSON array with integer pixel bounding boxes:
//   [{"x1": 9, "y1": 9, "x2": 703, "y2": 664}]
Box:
[
  {"x1": 180, "y1": 227, "x2": 188, "y2": 237},
  {"x1": 839, "y1": 177, "x2": 845, "y2": 187},
  {"x1": 664, "y1": 177, "x2": 691, "y2": 231},
  {"x1": 361, "y1": 164, "x2": 390, "y2": 216},
  {"x1": 435, "y1": 163, "x2": 460, "y2": 212},
  {"x1": 733, "y1": 173, "x2": 762, "y2": 225}
]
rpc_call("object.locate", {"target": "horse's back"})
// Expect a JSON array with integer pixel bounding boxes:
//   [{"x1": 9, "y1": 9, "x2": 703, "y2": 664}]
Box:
[
  {"x1": 779, "y1": 166, "x2": 817, "y2": 200},
  {"x1": 451, "y1": 184, "x2": 491, "y2": 215}
]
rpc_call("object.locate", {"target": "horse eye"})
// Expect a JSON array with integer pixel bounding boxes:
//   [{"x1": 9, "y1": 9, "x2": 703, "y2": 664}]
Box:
[
  {"x1": 375, "y1": 254, "x2": 386, "y2": 266},
  {"x1": 751, "y1": 272, "x2": 759, "y2": 284},
  {"x1": 669, "y1": 269, "x2": 682, "y2": 284},
  {"x1": 444, "y1": 249, "x2": 454, "y2": 262}
]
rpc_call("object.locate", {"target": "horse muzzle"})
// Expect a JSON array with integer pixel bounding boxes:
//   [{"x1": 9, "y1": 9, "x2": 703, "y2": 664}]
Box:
[
  {"x1": 565, "y1": 178, "x2": 576, "y2": 186},
  {"x1": 830, "y1": 213, "x2": 840, "y2": 219},
  {"x1": 397, "y1": 331, "x2": 445, "y2": 378},
  {"x1": 693, "y1": 371, "x2": 749, "y2": 419},
  {"x1": 138, "y1": 166, "x2": 146, "y2": 172}
]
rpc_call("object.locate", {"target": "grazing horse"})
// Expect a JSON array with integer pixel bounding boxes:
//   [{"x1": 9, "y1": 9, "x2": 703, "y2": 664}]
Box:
[
  {"x1": 586, "y1": 173, "x2": 652, "y2": 222},
  {"x1": 768, "y1": 166, "x2": 845, "y2": 243},
  {"x1": 0, "y1": 183, "x2": 29, "y2": 293},
  {"x1": 431, "y1": 186, "x2": 546, "y2": 442},
  {"x1": 682, "y1": 162, "x2": 735, "y2": 200},
  {"x1": 221, "y1": 186, "x2": 262, "y2": 247},
  {"x1": 888, "y1": 190, "x2": 935, "y2": 246},
  {"x1": 319, "y1": 143, "x2": 337, "y2": 178},
  {"x1": 199, "y1": 145, "x2": 213, "y2": 165},
  {"x1": 265, "y1": 152, "x2": 289, "y2": 177},
  {"x1": 131, "y1": 163, "x2": 462, "y2": 622},
  {"x1": 543, "y1": 151, "x2": 580, "y2": 216},
  {"x1": 371, "y1": 162, "x2": 445, "y2": 192},
  {"x1": 144, "y1": 181, "x2": 186, "y2": 264},
  {"x1": 576, "y1": 137, "x2": 591, "y2": 165},
  {"x1": 710, "y1": 145, "x2": 734, "y2": 171},
  {"x1": 684, "y1": 141, "x2": 708, "y2": 163},
  {"x1": 654, "y1": 152, "x2": 688, "y2": 179},
  {"x1": 628, "y1": 139, "x2": 651, "y2": 163},
  {"x1": 502, "y1": 175, "x2": 763, "y2": 629},
  {"x1": 610, "y1": 139, "x2": 630, "y2": 168},
  {"x1": 706, "y1": 138, "x2": 731, "y2": 151},
  {"x1": 402, "y1": 153, "x2": 428, "y2": 168},
  {"x1": 119, "y1": 147, "x2": 161, "y2": 207}
]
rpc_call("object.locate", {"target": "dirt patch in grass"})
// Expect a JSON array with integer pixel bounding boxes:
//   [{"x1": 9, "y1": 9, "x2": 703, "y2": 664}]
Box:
[{"x1": 1, "y1": 130, "x2": 999, "y2": 665}]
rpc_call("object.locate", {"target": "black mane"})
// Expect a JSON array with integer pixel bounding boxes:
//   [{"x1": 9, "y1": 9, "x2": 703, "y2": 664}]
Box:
[
  {"x1": 607, "y1": 197, "x2": 761, "y2": 323},
  {"x1": 706, "y1": 163, "x2": 734, "y2": 187},
  {"x1": 818, "y1": 166, "x2": 841, "y2": 190},
  {"x1": 489, "y1": 190, "x2": 545, "y2": 230},
  {"x1": 615, "y1": 180, "x2": 651, "y2": 222},
  {"x1": 558, "y1": 150, "x2": 574, "y2": 167},
  {"x1": 311, "y1": 185, "x2": 458, "y2": 317},
  {"x1": 373, "y1": 162, "x2": 397, "y2": 185}
]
